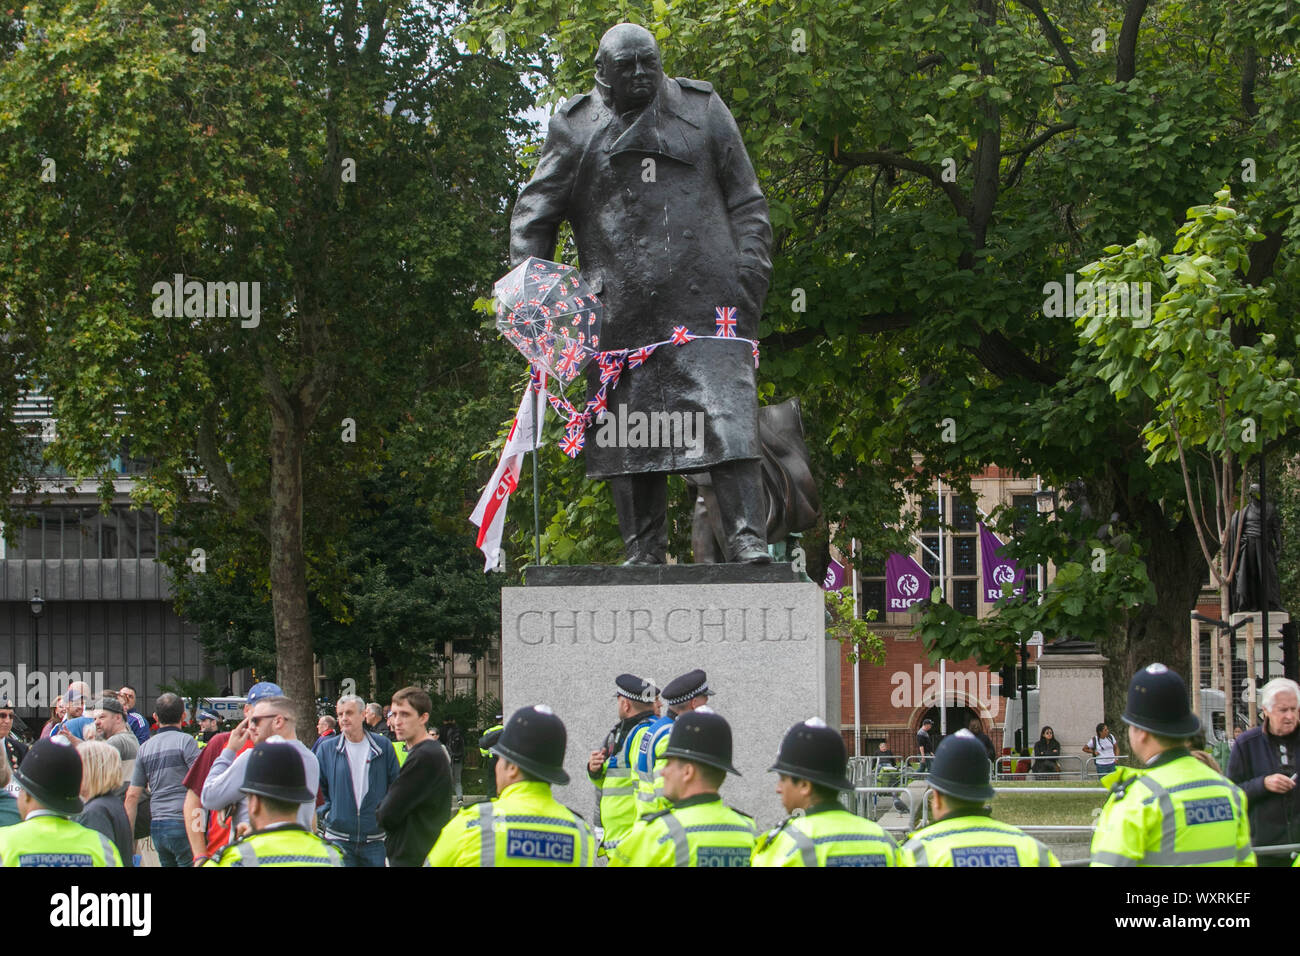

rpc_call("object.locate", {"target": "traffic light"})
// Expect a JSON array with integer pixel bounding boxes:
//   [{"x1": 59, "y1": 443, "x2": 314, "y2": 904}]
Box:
[
  {"x1": 999, "y1": 666, "x2": 1017, "y2": 698},
  {"x1": 1283, "y1": 622, "x2": 1298, "y2": 681}
]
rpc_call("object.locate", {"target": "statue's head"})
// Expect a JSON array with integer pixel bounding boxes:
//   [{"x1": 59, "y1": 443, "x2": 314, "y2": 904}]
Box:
[{"x1": 595, "y1": 23, "x2": 662, "y2": 114}]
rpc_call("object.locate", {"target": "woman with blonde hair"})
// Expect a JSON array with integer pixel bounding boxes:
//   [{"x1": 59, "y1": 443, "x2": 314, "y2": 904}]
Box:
[{"x1": 76, "y1": 741, "x2": 134, "y2": 866}]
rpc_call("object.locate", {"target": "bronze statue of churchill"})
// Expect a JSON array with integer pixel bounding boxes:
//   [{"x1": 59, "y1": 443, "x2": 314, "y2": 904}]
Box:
[{"x1": 509, "y1": 23, "x2": 773, "y2": 564}]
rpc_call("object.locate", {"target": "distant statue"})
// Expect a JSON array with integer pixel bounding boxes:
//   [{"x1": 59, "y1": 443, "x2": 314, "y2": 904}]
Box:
[
  {"x1": 1226, "y1": 484, "x2": 1282, "y2": 613},
  {"x1": 509, "y1": 22, "x2": 773, "y2": 565}
]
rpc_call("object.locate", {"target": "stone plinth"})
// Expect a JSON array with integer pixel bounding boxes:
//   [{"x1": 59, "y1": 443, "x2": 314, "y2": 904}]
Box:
[
  {"x1": 501, "y1": 578, "x2": 831, "y2": 829},
  {"x1": 1035, "y1": 651, "x2": 1107, "y2": 757}
]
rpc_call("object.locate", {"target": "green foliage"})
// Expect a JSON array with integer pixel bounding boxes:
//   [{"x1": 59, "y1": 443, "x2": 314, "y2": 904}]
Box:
[
  {"x1": 1078, "y1": 189, "x2": 1295, "y2": 467},
  {"x1": 0, "y1": 1, "x2": 532, "y2": 697},
  {"x1": 826, "y1": 586, "x2": 884, "y2": 666}
]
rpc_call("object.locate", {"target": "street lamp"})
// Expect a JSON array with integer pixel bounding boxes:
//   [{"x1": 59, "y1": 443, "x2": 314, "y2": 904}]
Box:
[{"x1": 30, "y1": 589, "x2": 44, "y2": 709}]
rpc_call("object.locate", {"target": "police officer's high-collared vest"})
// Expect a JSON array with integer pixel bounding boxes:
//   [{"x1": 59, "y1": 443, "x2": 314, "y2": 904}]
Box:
[
  {"x1": 425, "y1": 780, "x2": 596, "y2": 867},
  {"x1": 211, "y1": 823, "x2": 344, "y2": 867},
  {"x1": 610, "y1": 793, "x2": 756, "y2": 867},
  {"x1": 1091, "y1": 748, "x2": 1255, "y2": 867},
  {"x1": 753, "y1": 803, "x2": 901, "y2": 867},
  {"x1": 635, "y1": 712, "x2": 677, "y2": 818},
  {"x1": 900, "y1": 809, "x2": 1059, "y2": 867},
  {"x1": 595, "y1": 712, "x2": 656, "y2": 849},
  {"x1": 0, "y1": 812, "x2": 123, "y2": 867}
]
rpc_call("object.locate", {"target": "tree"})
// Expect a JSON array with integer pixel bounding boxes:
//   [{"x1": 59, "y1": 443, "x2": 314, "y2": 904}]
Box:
[
  {"x1": 0, "y1": 0, "x2": 531, "y2": 730},
  {"x1": 462, "y1": 0, "x2": 1300, "y2": 718}
]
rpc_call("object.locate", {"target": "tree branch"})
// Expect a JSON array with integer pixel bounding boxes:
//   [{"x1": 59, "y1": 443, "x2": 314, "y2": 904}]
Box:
[
  {"x1": 1004, "y1": 122, "x2": 1077, "y2": 188},
  {"x1": 1018, "y1": 0, "x2": 1081, "y2": 81},
  {"x1": 834, "y1": 149, "x2": 969, "y2": 218},
  {"x1": 968, "y1": 330, "x2": 1061, "y2": 386},
  {"x1": 194, "y1": 405, "x2": 241, "y2": 514},
  {"x1": 1241, "y1": 45, "x2": 1258, "y2": 118},
  {"x1": 1116, "y1": 0, "x2": 1150, "y2": 83}
]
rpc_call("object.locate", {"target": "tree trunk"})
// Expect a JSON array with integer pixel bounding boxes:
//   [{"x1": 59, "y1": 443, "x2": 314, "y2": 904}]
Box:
[
  {"x1": 1101, "y1": 491, "x2": 1208, "y2": 730},
  {"x1": 268, "y1": 404, "x2": 318, "y2": 742}
]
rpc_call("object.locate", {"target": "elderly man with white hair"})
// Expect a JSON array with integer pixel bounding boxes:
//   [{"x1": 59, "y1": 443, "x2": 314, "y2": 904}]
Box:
[{"x1": 1227, "y1": 676, "x2": 1300, "y2": 865}]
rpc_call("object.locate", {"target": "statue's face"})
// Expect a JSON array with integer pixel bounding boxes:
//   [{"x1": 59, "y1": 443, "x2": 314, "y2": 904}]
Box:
[{"x1": 600, "y1": 34, "x2": 661, "y2": 113}]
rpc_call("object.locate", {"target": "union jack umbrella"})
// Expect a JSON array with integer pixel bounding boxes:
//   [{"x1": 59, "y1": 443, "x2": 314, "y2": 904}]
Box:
[{"x1": 493, "y1": 257, "x2": 604, "y2": 385}]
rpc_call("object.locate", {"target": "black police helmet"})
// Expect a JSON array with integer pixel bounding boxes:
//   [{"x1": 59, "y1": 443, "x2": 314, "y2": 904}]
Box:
[
  {"x1": 15, "y1": 737, "x2": 84, "y2": 815},
  {"x1": 1122, "y1": 663, "x2": 1200, "y2": 738},
  {"x1": 491, "y1": 705, "x2": 570, "y2": 785},
  {"x1": 769, "y1": 717, "x2": 852, "y2": 791},
  {"x1": 663, "y1": 706, "x2": 740, "y2": 775},
  {"x1": 240, "y1": 741, "x2": 314, "y2": 804},
  {"x1": 929, "y1": 730, "x2": 994, "y2": 803}
]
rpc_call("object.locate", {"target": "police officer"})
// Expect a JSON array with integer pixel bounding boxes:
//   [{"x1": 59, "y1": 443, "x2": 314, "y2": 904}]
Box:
[
  {"x1": 753, "y1": 717, "x2": 900, "y2": 866},
  {"x1": 611, "y1": 707, "x2": 756, "y2": 867},
  {"x1": 1091, "y1": 663, "x2": 1255, "y2": 867},
  {"x1": 427, "y1": 705, "x2": 596, "y2": 866},
  {"x1": 0, "y1": 736, "x2": 122, "y2": 866},
  {"x1": 209, "y1": 742, "x2": 343, "y2": 867},
  {"x1": 479, "y1": 714, "x2": 504, "y2": 799},
  {"x1": 900, "y1": 730, "x2": 1059, "y2": 867},
  {"x1": 589, "y1": 673, "x2": 658, "y2": 853},
  {"x1": 196, "y1": 710, "x2": 220, "y2": 749},
  {"x1": 636, "y1": 668, "x2": 712, "y2": 817}
]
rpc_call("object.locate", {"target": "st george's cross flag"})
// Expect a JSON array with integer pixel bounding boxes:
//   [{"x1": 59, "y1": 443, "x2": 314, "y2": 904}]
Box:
[{"x1": 470, "y1": 375, "x2": 547, "y2": 571}]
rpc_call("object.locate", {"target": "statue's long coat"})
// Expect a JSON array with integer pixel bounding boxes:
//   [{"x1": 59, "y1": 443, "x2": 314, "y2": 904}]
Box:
[{"x1": 509, "y1": 75, "x2": 772, "y2": 478}]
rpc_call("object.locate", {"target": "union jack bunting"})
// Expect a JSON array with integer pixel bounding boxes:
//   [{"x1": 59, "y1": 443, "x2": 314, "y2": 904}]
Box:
[
  {"x1": 714, "y1": 306, "x2": 737, "y2": 338},
  {"x1": 670, "y1": 326, "x2": 695, "y2": 346},
  {"x1": 556, "y1": 342, "x2": 583, "y2": 378},
  {"x1": 627, "y1": 345, "x2": 656, "y2": 368},
  {"x1": 560, "y1": 426, "x2": 585, "y2": 458},
  {"x1": 596, "y1": 353, "x2": 625, "y2": 386},
  {"x1": 752, "y1": 343, "x2": 760, "y2": 368},
  {"x1": 588, "y1": 387, "x2": 609, "y2": 419}
]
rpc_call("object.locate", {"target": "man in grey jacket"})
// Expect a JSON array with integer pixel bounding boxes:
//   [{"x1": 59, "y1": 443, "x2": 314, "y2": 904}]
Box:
[{"x1": 200, "y1": 695, "x2": 318, "y2": 839}]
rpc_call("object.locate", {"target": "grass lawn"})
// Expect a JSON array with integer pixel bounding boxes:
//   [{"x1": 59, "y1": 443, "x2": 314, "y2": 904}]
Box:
[{"x1": 989, "y1": 780, "x2": 1108, "y2": 827}]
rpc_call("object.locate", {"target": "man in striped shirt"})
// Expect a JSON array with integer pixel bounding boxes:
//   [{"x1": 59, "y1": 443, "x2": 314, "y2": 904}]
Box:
[{"x1": 125, "y1": 693, "x2": 199, "y2": 867}]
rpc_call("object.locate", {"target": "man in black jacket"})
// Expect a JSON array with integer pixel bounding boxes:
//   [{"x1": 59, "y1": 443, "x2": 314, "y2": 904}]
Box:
[
  {"x1": 1227, "y1": 677, "x2": 1300, "y2": 866},
  {"x1": 376, "y1": 687, "x2": 452, "y2": 866}
]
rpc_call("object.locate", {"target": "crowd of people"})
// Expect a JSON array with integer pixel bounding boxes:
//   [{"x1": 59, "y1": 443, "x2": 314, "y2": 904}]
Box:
[{"x1": 0, "y1": 662, "x2": 1295, "y2": 866}]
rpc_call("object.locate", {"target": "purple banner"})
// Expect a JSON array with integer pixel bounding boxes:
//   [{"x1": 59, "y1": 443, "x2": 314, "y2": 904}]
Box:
[
  {"x1": 885, "y1": 552, "x2": 931, "y2": 611},
  {"x1": 980, "y1": 522, "x2": 1026, "y2": 602},
  {"x1": 822, "y1": 559, "x2": 846, "y2": 591}
]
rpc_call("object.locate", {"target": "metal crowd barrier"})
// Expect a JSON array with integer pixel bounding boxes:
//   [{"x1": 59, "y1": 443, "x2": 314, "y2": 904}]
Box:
[
  {"x1": 994, "y1": 753, "x2": 1086, "y2": 780},
  {"x1": 1082, "y1": 754, "x2": 1131, "y2": 776},
  {"x1": 1253, "y1": 842, "x2": 1300, "y2": 861},
  {"x1": 850, "y1": 786, "x2": 916, "y2": 822}
]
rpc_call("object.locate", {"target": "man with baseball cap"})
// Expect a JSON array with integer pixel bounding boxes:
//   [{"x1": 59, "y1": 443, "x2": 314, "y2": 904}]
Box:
[
  {"x1": 182, "y1": 680, "x2": 283, "y2": 864},
  {"x1": 427, "y1": 705, "x2": 595, "y2": 866},
  {"x1": 1091, "y1": 663, "x2": 1254, "y2": 867},
  {"x1": 635, "y1": 668, "x2": 713, "y2": 817},
  {"x1": 0, "y1": 737, "x2": 122, "y2": 866},
  {"x1": 753, "y1": 717, "x2": 900, "y2": 866},
  {"x1": 588, "y1": 673, "x2": 658, "y2": 854},
  {"x1": 611, "y1": 707, "x2": 756, "y2": 866},
  {"x1": 209, "y1": 742, "x2": 343, "y2": 866},
  {"x1": 196, "y1": 710, "x2": 221, "y2": 748},
  {"x1": 899, "y1": 729, "x2": 1059, "y2": 866}
]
